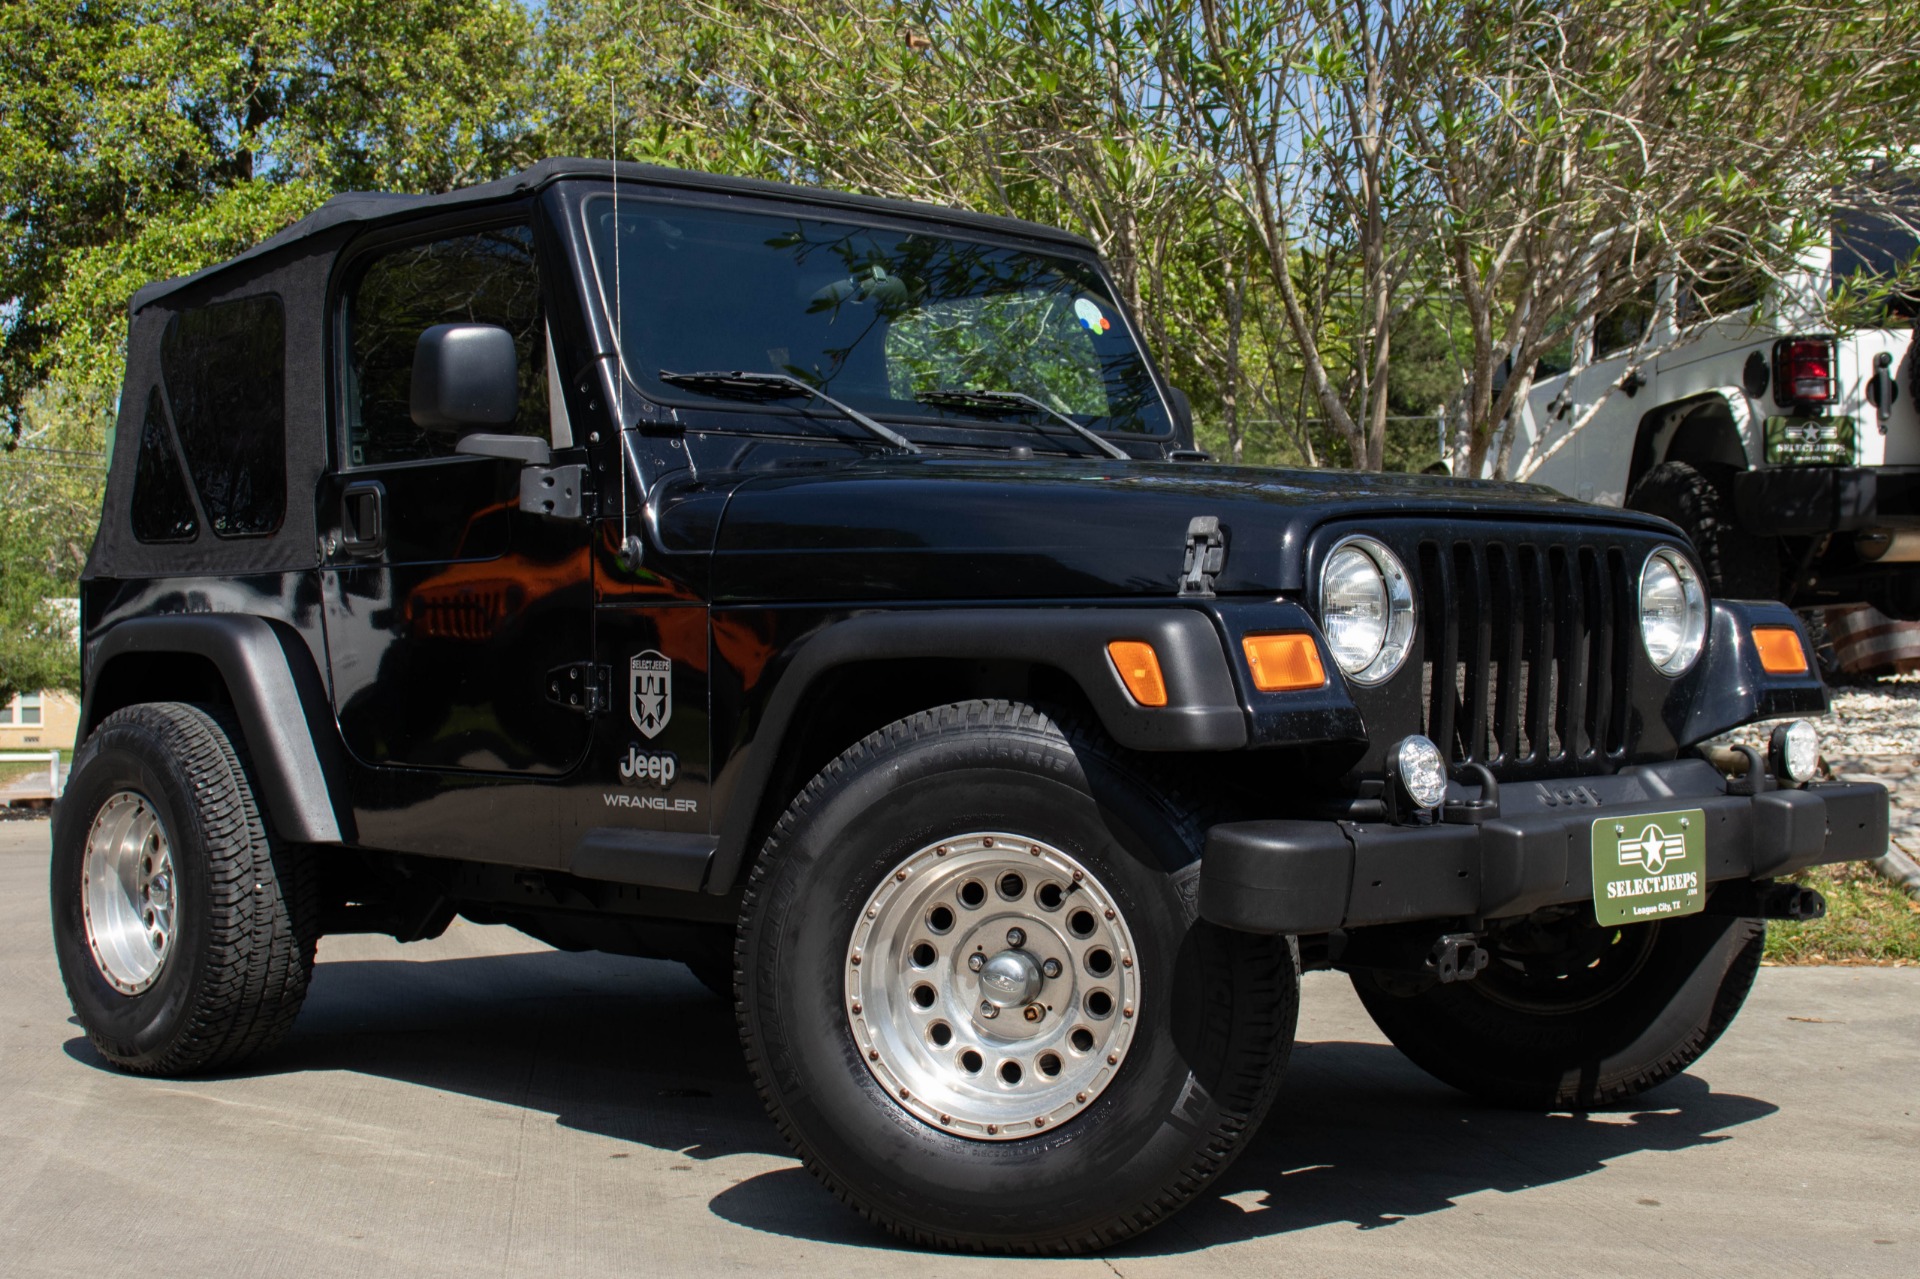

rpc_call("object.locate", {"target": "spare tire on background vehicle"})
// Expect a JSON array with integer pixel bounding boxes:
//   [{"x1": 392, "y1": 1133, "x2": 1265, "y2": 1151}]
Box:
[{"x1": 1626, "y1": 460, "x2": 1781, "y2": 601}]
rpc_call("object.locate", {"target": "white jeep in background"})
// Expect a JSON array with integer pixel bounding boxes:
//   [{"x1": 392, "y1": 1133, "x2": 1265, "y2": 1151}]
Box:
[{"x1": 1512, "y1": 210, "x2": 1920, "y2": 633}]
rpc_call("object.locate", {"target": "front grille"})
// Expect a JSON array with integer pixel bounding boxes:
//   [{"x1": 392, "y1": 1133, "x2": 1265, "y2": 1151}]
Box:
[{"x1": 1414, "y1": 537, "x2": 1640, "y2": 772}]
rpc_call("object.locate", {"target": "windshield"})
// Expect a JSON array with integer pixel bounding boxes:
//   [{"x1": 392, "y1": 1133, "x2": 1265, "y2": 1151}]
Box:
[{"x1": 582, "y1": 194, "x2": 1170, "y2": 436}]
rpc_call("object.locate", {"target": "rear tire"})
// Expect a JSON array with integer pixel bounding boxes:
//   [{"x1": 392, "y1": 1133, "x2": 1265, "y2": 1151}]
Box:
[
  {"x1": 51, "y1": 703, "x2": 319, "y2": 1075},
  {"x1": 1352, "y1": 912, "x2": 1764, "y2": 1109},
  {"x1": 1627, "y1": 459, "x2": 1780, "y2": 600},
  {"x1": 736, "y1": 700, "x2": 1297, "y2": 1252}
]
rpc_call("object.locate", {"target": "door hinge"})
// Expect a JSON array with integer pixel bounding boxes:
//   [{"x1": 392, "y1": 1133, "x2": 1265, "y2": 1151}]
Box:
[
  {"x1": 547, "y1": 662, "x2": 610, "y2": 714},
  {"x1": 1180, "y1": 515, "x2": 1227, "y2": 598},
  {"x1": 520, "y1": 462, "x2": 591, "y2": 520}
]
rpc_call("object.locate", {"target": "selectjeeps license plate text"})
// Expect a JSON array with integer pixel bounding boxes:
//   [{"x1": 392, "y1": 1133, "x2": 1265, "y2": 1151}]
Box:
[{"x1": 1591, "y1": 808, "x2": 1707, "y2": 926}]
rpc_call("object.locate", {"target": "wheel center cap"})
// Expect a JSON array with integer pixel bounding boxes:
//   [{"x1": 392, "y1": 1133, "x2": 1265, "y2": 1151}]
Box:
[{"x1": 979, "y1": 949, "x2": 1043, "y2": 1007}]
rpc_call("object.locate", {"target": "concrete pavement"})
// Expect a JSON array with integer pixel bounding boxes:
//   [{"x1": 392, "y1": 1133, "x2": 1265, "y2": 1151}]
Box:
[{"x1": 2, "y1": 818, "x2": 1914, "y2": 1277}]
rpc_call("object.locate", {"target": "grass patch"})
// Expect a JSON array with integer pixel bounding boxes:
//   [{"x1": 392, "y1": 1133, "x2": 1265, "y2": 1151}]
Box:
[{"x1": 1764, "y1": 860, "x2": 1920, "y2": 966}]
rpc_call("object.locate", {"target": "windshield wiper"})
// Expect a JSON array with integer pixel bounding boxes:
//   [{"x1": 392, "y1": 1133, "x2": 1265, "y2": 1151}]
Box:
[
  {"x1": 916, "y1": 389, "x2": 1130, "y2": 461},
  {"x1": 658, "y1": 369, "x2": 920, "y2": 454}
]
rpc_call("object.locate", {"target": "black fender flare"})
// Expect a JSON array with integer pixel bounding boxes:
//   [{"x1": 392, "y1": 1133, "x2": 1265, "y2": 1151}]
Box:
[
  {"x1": 702, "y1": 607, "x2": 1247, "y2": 894},
  {"x1": 81, "y1": 615, "x2": 351, "y2": 844}
]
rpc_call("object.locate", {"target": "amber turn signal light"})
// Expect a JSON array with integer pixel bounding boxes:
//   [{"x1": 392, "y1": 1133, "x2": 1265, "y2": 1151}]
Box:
[
  {"x1": 1753, "y1": 625, "x2": 1809, "y2": 674},
  {"x1": 1242, "y1": 632, "x2": 1327, "y2": 691},
  {"x1": 1106, "y1": 640, "x2": 1168, "y2": 707}
]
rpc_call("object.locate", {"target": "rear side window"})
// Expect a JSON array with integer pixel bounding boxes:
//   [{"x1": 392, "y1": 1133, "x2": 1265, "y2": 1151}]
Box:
[
  {"x1": 343, "y1": 224, "x2": 547, "y2": 467},
  {"x1": 158, "y1": 295, "x2": 287, "y2": 537},
  {"x1": 130, "y1": 388, "x2": 200, "y2": 543}
]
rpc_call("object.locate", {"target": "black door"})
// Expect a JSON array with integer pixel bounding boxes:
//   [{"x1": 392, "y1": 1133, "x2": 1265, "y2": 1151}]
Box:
[{"x1": 319, "y1": 222, "x2": 593, "y2": 785}]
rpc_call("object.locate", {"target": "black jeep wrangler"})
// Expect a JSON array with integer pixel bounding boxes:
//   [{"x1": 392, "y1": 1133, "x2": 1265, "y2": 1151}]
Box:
[{"x1": 54, "y1": 160, "x2": 1889, "y2": 1253}]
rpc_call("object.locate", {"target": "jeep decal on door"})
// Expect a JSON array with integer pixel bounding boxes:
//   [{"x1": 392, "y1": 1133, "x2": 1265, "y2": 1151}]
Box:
[{"x1": 630, "y1": 650, "x2": 672, "y2": 738}]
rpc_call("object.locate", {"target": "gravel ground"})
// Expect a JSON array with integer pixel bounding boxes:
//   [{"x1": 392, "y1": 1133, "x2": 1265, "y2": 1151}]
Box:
[{"x1": 1818, "y1": 675, "x2": 1918, "y2": 858}]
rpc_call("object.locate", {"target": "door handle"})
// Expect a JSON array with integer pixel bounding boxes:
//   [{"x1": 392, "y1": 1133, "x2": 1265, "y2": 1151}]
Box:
[{"x1": 340, "y1": 480, "x2": 387, "y2": 557}]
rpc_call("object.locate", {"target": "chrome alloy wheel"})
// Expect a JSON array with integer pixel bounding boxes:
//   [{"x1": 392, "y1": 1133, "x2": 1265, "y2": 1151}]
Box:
[
  {"x1": 80, "y1": 792, "x2": 177, "y2": 995},
  {"x1": 846, "y1": 832, "x2": 1140, "y2": 1141}
]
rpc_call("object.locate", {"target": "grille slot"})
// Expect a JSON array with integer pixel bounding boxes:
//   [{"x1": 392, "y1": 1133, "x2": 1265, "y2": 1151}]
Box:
[{"x1": 1415, "y1": 536, "x2": 1636, "y2": 771}]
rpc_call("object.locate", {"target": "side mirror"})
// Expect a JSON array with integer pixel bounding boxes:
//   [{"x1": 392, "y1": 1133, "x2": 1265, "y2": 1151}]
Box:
[
  {"x1": 1165, "y1": 385, "x2": 1195, "y2": 441},
  {"x1": 411, "y1": 324, "x2": 519, "y2": 432}
]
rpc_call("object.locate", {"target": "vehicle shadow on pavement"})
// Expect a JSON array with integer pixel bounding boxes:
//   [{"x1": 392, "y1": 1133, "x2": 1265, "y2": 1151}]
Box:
[
  {"x1": 705, "y1": 1040, "x2": 1780, "y2": 1253},
  {"x1": 61, "y1": 947, "x2": 1782, "y2": 1256},
  {"x1": 63, "y1": 948, "x2": 788, "y2": 1165},
  {"x1": 1105, "y1": 1042, "x2": 1779, "y2": 1255}
]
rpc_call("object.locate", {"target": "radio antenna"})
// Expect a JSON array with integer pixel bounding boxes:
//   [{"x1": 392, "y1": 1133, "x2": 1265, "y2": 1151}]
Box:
[{"x1": 610, "y1": 72, "x2": 643, "y2": 571}]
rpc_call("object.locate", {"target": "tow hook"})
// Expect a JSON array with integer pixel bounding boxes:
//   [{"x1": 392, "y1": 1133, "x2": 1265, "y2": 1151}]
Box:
[{"x1": 1428, "y1": 932, "x2": 1490, "y2": 984}]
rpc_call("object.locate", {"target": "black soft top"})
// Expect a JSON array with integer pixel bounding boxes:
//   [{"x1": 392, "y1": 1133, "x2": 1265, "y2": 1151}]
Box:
[
  {"x1": 92, "y1": 160, "x2": 1102, "y2": 583},
  {"x1": 131, "y1": 158, "x2": 1097, "y2": 313}
]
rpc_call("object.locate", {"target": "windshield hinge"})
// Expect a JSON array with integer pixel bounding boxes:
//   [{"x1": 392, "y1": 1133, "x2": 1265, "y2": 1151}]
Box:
[
  {"x1": 1179, "y1": 516, "x2": 1227, "y2": 598},
  {"x1": 548, "y1": 662, "x2": 610, "y2": 715}
]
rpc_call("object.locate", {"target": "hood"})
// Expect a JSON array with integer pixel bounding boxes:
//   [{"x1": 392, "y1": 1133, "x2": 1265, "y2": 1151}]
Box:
[{"x1": 707, "y1": 456, "x2": 1677, "y2": 603}]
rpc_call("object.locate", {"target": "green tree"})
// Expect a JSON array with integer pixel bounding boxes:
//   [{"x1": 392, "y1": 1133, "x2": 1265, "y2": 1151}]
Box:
[{"x1": 1, "y1": 0, "x2": 539, "y2": 420}]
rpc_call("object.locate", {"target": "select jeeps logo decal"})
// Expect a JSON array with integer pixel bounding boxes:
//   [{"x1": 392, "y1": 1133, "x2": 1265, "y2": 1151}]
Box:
[
  {"x1": 630, "y1": 650, "x2": 672, "y2": 739},
  {"x1": 1590, "y1": 808, "x2": 1705, "y2": 926}
]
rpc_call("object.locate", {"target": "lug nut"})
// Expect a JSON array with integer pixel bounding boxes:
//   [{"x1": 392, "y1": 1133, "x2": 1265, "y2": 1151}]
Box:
[
  {"x1": 1006, "y1": 927, "x2": 1026, "y2": 947},
  {"x1": 1041, "y1": 958, "x2": 1063, "y2": 979},
  {"x1": 968, "y1": 953, "x2": 986, "y2": 972},
  {"x1": 1023, "y1": 1004, "x2": 1043, "y2": 1022},
  {"x1": 980, "y1": 1001, "x2": 999, "y2": 1019}
]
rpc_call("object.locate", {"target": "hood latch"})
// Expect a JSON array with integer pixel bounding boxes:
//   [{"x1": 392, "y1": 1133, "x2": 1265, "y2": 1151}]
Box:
[{"x1": 1180, "y1": 516, "x2": 1226, "y2": 598}]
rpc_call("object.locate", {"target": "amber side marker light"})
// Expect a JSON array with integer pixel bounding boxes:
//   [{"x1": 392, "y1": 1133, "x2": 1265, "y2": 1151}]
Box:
[
  {"x1": 1242, "y1": 633, "x2": 1327, "y2": 692},
  {"x1": 1753, "y1": 625, "x2": 1809, "y2": 674},
  {"x1": 1106, "y1": 640, "x2": 1168, "y2": 707}
]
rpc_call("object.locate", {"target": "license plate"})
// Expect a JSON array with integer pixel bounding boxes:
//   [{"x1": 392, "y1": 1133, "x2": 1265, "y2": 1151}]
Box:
[
  {"x1": 1764, "y1": 415, "x2": 1854, "y2": 465},
  {"x1": 1591, "y1": 809, "x2": 1707, "y2": 926}
]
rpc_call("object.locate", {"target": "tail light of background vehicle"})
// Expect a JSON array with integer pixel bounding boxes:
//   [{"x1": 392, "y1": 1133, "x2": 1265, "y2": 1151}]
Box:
[{"x1": 1773, "y1": 337, "x2": 1837, "y2": 407}]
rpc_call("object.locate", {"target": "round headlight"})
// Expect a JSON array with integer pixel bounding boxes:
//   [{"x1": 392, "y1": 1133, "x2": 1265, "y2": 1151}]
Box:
[
  {"x1": 1639, "y1": 547, "x2": 1707, "y2": 676},
  {"x1": 1319, "y1": 536, "x2": 1416, "y2": 685}
]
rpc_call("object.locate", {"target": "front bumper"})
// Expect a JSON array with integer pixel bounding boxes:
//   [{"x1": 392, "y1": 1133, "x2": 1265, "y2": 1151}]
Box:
[
  {"x1": 1198, "y1": 759, "x2": 1889, "y2": 934},
  {"x1": 1733, "y1": 464, "x2": 1920, "y2": 534}
]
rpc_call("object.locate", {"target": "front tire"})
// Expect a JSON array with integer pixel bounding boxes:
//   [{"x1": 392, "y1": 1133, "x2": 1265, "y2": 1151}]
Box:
[
  {"x1": 1351, "y1": 911, "x2": 1764, "y2": 1109},
  {"x1": 736, "y1": 701, "x2": 1297, "y2": 1253},
  {"x1": 51, "y1": 703, "x2": 318, "y2": 1075}
]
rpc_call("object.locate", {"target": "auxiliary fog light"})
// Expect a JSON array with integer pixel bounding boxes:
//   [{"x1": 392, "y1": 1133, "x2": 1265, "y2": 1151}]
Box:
[
  {"x1": 1769, "y1": 719, "x2": 1820, "y2": 783},
  {"x1": 1391, "y1": 735, "x2": 1449, "y2": 811}
]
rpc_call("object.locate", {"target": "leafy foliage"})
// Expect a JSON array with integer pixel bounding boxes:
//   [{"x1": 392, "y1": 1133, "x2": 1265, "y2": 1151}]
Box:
[{"x1": 5, "y1": 2, "x2": 1920, "y2": 694}]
